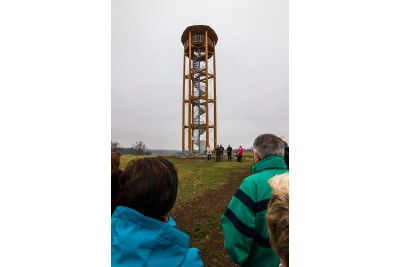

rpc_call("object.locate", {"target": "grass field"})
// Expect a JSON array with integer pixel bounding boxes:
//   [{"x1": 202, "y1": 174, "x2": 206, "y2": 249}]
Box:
[{"x1": 119, "y1": 152, "x2": 254, "y2": 202}]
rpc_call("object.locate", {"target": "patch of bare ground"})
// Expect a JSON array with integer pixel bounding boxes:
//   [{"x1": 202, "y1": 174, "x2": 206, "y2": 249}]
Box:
[{"x1": 170, "y1": 169, "x2": 252, "y2": 267}]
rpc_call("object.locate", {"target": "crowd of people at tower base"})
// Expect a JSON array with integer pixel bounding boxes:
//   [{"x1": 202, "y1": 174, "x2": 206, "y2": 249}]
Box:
[
  {"x1": 111, "y1": 133, "x2": 289, "y2": 267},
  {"x1": 207, "y1": 144, "x2": 245, "y2": 163}
]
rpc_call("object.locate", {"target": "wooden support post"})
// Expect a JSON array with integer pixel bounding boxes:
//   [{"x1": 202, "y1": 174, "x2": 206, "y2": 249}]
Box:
[
  {"x1": 188, "y1": 31, "x2": 192, "y2": 151},
  {"x1": 182, "y1": 47, "x2": 186, "y2": 151},
  {"x1": 213, "y1": 41, "x2": 217, "y2": 149},
  {"x1": 205, "y1": 30, "x2": 209, "y2": 149}
]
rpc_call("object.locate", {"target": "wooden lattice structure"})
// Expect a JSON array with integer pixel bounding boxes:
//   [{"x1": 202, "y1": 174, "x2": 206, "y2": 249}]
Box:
[{"x1": 181, "y1": 25, "x2": 218, "y2": 152}]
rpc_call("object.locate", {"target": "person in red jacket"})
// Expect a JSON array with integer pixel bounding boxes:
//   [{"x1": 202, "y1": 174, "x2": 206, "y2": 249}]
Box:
[{"x1": 237, "y1": 145, "x2": 244, "y2": 162}]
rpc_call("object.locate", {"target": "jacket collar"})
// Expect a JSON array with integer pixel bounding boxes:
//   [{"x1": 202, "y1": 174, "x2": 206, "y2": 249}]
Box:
[{"x1": 251, "y1": 156, "x2": 287, "y2": 174}]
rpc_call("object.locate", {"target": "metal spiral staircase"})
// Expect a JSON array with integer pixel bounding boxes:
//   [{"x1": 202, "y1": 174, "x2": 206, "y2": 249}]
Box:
[{"x1": 192, "y1": 50, "x2": 206, "y2": 152}]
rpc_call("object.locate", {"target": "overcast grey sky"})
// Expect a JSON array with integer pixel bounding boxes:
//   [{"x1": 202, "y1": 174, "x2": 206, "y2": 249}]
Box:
[{"x1": 112, "y1": 0, "x2": 288, "y2": 150}]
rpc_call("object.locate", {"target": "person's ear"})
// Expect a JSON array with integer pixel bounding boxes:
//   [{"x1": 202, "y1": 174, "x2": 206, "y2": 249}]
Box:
[{"x1": 254, "y1": 152, "x2": 261, "y2": 163}]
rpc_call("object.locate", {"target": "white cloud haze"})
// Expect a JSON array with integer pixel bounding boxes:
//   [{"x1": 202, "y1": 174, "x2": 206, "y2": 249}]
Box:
[{"x1": 112, "y1": 0, "x2": 288, "y2": 150}]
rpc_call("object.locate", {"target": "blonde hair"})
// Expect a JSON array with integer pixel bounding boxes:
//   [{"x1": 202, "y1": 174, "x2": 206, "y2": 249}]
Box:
[{"x1": 267, "y1": 173, "x2": 289, "y2": 267}]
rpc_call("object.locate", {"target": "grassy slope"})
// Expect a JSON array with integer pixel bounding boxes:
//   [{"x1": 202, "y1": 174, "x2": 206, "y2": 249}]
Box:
[{"x1": 119, "y1": 152, "x2": 254, "y2": 202}]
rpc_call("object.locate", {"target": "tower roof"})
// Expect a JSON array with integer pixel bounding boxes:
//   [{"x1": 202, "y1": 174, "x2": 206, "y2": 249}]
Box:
[{"x1": 181, "y1": 25, "x2": 218, "y2": 45}]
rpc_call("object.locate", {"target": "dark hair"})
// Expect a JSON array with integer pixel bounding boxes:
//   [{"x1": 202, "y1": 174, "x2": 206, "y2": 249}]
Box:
[
  {"x1": 116, "y1": 157, "x2": 178, "y2": 221},
  {"x1": 284, "y1": 146, "x2": 289, "y2": 170},
  {"x1": 111, "y1": 152, "x2": 121, "y2": 175}
]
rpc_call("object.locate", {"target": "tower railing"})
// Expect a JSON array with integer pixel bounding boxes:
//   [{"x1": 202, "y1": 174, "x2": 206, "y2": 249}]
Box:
[{"x1": 184, "y1": 35, "x2": 214, "y2": 48}]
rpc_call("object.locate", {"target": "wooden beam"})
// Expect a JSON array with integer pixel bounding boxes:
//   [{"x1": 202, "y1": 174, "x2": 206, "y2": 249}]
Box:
[
  {"x1": 182, "y1": 44, "x2": 186, "y2": 151},
  {"x1": 213, "y1": 40, "x2": 217, "y2": 149},
  {"x1": 205, "y1": 30, "x2": 209, "y2": 149},
  {"x1": 188, "y1": 31, "x2": 192, "y2": 151}
]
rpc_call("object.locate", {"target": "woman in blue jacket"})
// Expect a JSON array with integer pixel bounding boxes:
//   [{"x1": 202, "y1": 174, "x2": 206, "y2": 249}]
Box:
[{"x1": 111, "y1": 157, "x2": 203, "y2": 267}]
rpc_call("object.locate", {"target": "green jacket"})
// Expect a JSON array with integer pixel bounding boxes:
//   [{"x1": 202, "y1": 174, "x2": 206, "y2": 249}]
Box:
[{"x1": 221, "y1": 156, "x2": 288, "y2": 267}]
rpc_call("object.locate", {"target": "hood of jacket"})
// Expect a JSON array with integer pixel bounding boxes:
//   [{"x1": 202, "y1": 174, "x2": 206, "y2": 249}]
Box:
[
  {"x1": 250, "y1": 156, "x2": 287, "y2": 174},
  {"x1": 112, "y1": 206, "x2": 198, "y2": 267}
]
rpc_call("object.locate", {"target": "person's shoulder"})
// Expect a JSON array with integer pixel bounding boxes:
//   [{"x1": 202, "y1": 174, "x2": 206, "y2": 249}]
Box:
[
  {"x1": 240, "y1": 173, "x2": 259, "y2": 188},
  {"x1": 255, "y1": 168, "x2": 287, "y2": 185},
  {"x1": 240, "y1": 171, "x2": 277, "y2": 197},
  {"x1": 245, "y1": 169, "x2": 273, "y2": 183}
]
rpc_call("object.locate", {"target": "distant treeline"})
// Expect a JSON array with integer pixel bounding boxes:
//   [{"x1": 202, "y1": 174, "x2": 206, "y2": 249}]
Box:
[
  {"x1": 113, "y1": 147, "x2": 180, "y2": 155},
  {"x1": 114, "y1": 148, "x2": 254, "y2": 155},
  {"x1": 113, "y1": 147, "x2": 152, "y2": 155}
]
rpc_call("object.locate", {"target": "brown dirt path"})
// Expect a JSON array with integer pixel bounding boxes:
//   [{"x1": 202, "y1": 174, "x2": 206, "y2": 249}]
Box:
[{"x1": 169, "y1": 168, "x2": 252, "y2": 267}]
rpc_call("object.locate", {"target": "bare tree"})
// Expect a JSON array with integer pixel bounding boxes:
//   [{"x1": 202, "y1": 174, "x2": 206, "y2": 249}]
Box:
[
  {"x1": 133, "y1": 141, "x2": 147, "y2": 156},
  {"x1": 111, "y1": 141, "x2": 120, "y2": 152}
]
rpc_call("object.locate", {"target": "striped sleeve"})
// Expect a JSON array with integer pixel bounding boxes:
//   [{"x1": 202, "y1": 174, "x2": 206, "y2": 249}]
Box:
[{"x1": 221, "y1": 180, "x2": 271, "y2": 264}]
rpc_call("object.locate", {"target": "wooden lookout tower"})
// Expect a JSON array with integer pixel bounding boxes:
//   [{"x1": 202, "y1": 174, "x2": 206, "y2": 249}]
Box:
[{"x1": 181, "y1": 25, "x2": 218, "y2": 152}]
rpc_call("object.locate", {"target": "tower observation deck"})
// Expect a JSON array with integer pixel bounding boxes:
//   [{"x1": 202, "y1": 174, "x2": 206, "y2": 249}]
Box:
[{"x1": 181, "y1": 25, "x2": 218, "y2": 153}]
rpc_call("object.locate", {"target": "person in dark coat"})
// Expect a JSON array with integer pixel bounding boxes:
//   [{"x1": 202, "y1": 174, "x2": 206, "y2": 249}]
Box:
[
  {"x1": 111, "y1": 152, "x2": 123, "y2": 215},
  {"x1": 227, "y1": 145, "x2": 233, "y2": 161},
  {"x1": 215, "y1": 145, "x2": 221, "y2": 162}
]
